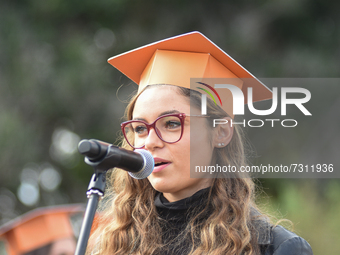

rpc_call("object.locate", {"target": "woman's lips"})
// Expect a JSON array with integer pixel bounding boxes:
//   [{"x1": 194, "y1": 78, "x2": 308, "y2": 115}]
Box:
[
  {"x1": 153, "y1": 157, "x2": 171, "y2": 173},
  {"x1": 153, "y1": 163, "x2": 171, "y2": 173}
]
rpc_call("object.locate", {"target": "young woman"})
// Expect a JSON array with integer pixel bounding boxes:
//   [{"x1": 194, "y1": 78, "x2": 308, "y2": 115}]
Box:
[{"x1": 88, "y1": 32, "x2": 313, "y2": 255}]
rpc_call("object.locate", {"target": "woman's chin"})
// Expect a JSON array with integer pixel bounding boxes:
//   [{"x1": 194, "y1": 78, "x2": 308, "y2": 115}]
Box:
[
  {"x1": 148, "y1": 178, "x2": 174, "y2": 194},
  {"x1": 150, "y1": 183, "x2": 171, "y2": 193}
]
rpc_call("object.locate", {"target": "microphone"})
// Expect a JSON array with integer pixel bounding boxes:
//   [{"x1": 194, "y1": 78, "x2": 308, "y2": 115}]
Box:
[{"x1": 78, "y1": 139, "x2": 154, "y2": 179}]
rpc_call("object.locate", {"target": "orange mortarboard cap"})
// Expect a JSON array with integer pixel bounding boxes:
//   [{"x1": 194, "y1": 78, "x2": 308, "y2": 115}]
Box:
[
  {"x1": 108, "y1": 31, "x2": 271, "y2": 116},
  {"x1": 0, "y1": 204, "x2": 84, "y2": 255}
]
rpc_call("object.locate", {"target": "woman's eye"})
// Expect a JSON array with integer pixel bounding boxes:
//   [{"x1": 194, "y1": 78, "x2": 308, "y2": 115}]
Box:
[
  {"x1": 134, "y1": 125, "x2": 147, "y2": 134},
  {"x1": 165, "y1": 121, "x2": 181, "y2": 129}
]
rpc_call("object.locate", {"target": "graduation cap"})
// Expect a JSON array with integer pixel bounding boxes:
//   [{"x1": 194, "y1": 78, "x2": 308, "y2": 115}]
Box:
[
  {"x1": 0, "y1": 205, "x2": 84, "y2": 255},
  {"x1": 108, "y1": 31, "x2": 271, "y2": 116}
]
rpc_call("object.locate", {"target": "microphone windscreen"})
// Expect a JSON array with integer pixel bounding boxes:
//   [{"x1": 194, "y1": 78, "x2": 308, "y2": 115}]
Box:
[{"x1": 128, "y1": 149, "x2": 154, "y2": 179}]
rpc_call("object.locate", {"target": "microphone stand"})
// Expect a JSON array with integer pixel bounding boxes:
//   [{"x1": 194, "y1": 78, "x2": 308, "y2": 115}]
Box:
[{"x1": 74, "y1": 170, "x2": 106, "y2": 255}]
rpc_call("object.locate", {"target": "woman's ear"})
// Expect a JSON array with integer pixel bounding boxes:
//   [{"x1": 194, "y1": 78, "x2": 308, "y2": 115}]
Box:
[{"x1": 212, "y1": 117, "x2": 233, "y2": 148}]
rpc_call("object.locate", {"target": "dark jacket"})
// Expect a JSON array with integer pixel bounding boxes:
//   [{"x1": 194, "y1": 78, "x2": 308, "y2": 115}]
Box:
[{"x1": 257, "y1": 222, "x2": 313, "y2": 255}]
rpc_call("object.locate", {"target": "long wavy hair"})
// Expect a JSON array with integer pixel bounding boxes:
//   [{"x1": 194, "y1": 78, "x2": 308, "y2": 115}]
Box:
[{"x1": 88, "y1": 85, "x2": 266, "y2": 255}]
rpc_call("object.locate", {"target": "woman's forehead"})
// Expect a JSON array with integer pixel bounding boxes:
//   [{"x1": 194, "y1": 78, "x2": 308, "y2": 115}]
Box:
[
  {"x1": 136, "y1": 85, "x2": 184, "y2": 104},
  {"x1": 132, "y1": 86, "x2": 190, "y2": 117}
]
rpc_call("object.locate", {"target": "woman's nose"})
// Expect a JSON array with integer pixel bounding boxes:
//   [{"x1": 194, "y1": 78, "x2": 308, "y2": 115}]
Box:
[{"x1": 144, "y1": 128, "x2": 164, "y2": 150}]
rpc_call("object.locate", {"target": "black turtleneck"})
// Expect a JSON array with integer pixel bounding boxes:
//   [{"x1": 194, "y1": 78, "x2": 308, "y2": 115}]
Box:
[{"x1": 154, "y1": 188, "x2": 211, "y2": 255}]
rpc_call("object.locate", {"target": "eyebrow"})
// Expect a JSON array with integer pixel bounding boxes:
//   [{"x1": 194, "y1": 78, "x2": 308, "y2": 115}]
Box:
[{"x1": 132, "y1": 110, "x2": 181, "y2": 121}]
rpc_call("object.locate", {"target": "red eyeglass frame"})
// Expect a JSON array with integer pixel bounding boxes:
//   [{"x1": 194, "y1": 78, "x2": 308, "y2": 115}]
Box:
[{"x1": 120, "y1": 113, "x2": 190, "y2": 149}]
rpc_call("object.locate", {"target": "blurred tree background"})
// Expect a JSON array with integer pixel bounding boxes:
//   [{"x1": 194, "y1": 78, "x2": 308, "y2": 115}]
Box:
[{"x1": 0, "y1": 0, "x2": 339, "y2": 254}]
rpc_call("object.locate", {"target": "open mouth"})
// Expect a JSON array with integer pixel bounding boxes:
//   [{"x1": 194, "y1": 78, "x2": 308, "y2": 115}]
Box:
[{"x1": 155, "y1": 162, "x2": 169, "y2": 167}]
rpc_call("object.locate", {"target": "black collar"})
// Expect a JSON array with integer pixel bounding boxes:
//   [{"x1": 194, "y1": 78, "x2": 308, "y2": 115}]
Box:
[{"x1": 154, "y1": 187, "x2": 210, "y2": 210}]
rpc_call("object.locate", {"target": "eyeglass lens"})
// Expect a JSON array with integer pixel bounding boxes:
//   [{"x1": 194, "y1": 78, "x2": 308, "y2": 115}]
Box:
[{"x1": 124, "y1": 115, "x2": 182, "y2": 148}]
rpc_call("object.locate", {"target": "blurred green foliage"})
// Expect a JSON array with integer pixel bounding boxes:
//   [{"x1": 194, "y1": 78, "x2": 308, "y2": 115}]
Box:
[{"x1": 0, "y1": 0, "x2": 339, "y2": 254}]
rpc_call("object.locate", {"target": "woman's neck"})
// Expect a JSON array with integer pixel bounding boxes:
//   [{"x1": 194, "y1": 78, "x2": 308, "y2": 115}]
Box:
[{"x1": 162, "y1": 181, "x2": 212, "y2": 202}]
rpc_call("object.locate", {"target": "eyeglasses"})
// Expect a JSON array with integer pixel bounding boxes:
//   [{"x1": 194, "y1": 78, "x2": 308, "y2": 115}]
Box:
[{"x1": 121, "y1": 113, "x2": 209, "y2": 149}]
